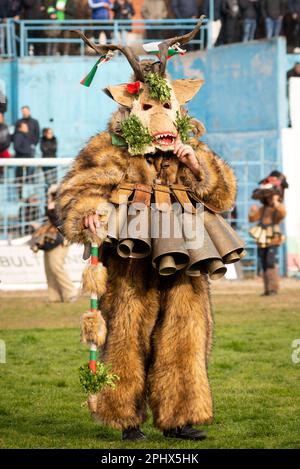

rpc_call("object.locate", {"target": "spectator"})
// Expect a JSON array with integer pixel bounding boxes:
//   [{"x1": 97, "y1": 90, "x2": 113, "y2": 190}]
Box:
[
  {"x1": 171, "y1": 0, "x2": 199, "y2": 49},
  {"x1": 222, "y1": 0, "x2": 241, "y2": 43},
  {"x1": 261, "y1": 0, "x2": 286, "y2": 38},
  {"x1": 40, "y1": 127, "x2": 57, "y2": 186},
  {"x1": 13, "y1": 121, "x2": 34, "y2": 195},
  {"x1": 45, "y1": 1, "x2": 78, "y2": 55},
  {"x1": 19, "y1": 194, "x2": 40, "y2": 235},
  {"x1": 142, "y1": 0, "x2": 168, "y2": 39},
  {"x1": 112, "y1": 0, "x2": 135, "y2": 44},
  {"x1": 288, "y1": 0, "x2": 300, "y2": 52},
  {"x1": 15, "y1": 106, "x2": 40, "y2": 155},
  {"x1": 239, "y1": 1, "x2": 260, "y2": 41},
  {"x1": 42, "y1": 184, "x2": 77, "y2": 303},
  {"x1": 88, "y1": 1, "x2": 113, "y2": 45},
  {"x1": 0, "y1": 113, "x2": 11, "y2": 179},
  {"x1": 287, "y1": 61, "x2": 300, "y2": 78},
  {"x1": 0, "y1": 88, "x2": 7, "y2": 115},
  {"x1": 203, "y1": 0, "x2": 223, "y2": 45},
  {"x1": 0, "y1": 0, "x2": 22, "y2": 20},
  {"x1": 22, "y1": 0, "x2": 43, "y2": 55}
]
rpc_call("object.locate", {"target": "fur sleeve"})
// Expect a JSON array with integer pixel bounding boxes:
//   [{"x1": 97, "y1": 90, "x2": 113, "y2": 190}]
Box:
[
  {"x1": 178, "y1": 141, "x2": 237, "y2": 212},
  {"x1": 57, "y1": 132, "x2": 128, "y2": 244}
]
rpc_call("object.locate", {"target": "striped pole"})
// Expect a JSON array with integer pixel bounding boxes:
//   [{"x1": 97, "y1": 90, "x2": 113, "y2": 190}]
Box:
[{"x1": 89, "y1": 242, "x2": 99, "y2": 374}]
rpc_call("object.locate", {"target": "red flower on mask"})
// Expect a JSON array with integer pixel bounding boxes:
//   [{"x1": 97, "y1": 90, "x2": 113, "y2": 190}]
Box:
[{"x1": 127, "y1": 81, "x2": 141, "y2": 95}]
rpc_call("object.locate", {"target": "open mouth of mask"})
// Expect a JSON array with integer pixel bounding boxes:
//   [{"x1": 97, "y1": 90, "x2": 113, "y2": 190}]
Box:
[{"x1": 153, "y1": 133, "x2": 177, "y2": 147}]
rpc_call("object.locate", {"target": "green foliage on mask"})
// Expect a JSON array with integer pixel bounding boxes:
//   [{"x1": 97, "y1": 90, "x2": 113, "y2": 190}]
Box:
[
  {"x1": 79, "y1": 361, "x2": 119, "y2": 395},
  {"x1": 144, "y1": 72, "x2": 172, "y2": 102},
  {"x1": 121, "y1": 115, "x2": 154, "y2": 155},
  {"x1": 175, "y1": 111, "x2": 194, "y2": 143}
]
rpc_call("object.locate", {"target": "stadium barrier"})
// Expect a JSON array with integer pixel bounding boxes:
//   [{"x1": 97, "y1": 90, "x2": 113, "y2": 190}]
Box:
[{"x1": 1, "y1": 18, "x2": 212, "y2": 59}]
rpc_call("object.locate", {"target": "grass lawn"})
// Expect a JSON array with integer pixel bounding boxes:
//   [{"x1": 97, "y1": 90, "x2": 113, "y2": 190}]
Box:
[{"x1": 0, "y1": 279, "x2": 300, "y2": 449}]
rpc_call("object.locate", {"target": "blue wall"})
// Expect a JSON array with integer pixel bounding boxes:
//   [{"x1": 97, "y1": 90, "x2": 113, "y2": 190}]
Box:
[{"x1": 0, "y1": 37, "x2": 287, "y2": 159}]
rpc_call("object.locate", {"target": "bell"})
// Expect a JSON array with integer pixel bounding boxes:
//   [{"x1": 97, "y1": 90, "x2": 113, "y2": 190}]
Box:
[
  {"x1": 117, "y1": 204, "x2": 151, "y2": 259},
  {"x1": 152, "y1": 209, "x2": 190, "y2": 276},
  {"x1": 204, "y1": 210, "x2": 245, "y2": 264},
  {"x1": 258, "y1": 228, "x2": 267, "y2": 247},
  {"x1": 107, "y1": 203, "x2": 128, "y2": 244},
  {"x1": 185, "y1": 227, "x2": 227, "y2": 280},
  {"x1": 266, "y1": 225, "x2": 274, "y2": 239},
  {"x1": 249, "y1": 225, "x2": 262, "y2": 241}
]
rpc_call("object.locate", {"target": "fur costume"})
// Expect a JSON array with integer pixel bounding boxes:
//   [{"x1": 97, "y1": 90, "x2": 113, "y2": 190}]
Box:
[{"x1": 58, "y1": 18, "x2": 240, "y2": 433}]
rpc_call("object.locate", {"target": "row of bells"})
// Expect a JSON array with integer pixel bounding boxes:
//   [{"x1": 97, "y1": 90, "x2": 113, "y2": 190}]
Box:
[
  {"x1": 101, "y1": 204, "x2": 246, "y2": 280},
  {"x1": 249, "y1": 224, "x2": 284, "y2": 248}
]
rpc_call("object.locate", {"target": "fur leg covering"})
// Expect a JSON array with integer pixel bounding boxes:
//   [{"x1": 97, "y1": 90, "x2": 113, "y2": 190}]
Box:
[
  {"x1": 81, "y1": 311, "x2": 107, "y2": 348},
  {"x1": 81, "y1": 263, "x2": 108, "y2": 297},
  {"x1": 148, "y1": 272, "x2": 213, "y2": 430},
  {"x1": 93, "y1": 255, "x2": 160, "y2": 430}
]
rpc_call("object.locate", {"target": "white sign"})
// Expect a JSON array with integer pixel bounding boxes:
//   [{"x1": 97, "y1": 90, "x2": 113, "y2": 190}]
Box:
[{"x1": 0, "y1": 242, "x2": 85, "y2": 291}]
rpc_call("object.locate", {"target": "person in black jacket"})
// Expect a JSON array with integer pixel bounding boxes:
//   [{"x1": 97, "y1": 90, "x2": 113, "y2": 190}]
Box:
[
  {"x1": 289, "y1": 0, "x2": 300, "y2": 51},
  {"x1": 171, "y1": 0, "x2": 199, "y2": 50},
  {"x1": 0, "y1": 0, "x2": 22, "y2": 19},
  {"x1": 203, "y1": 0, "x2": 223, "y2": 45},
  {"x1": 40, "y1": 127, "x2": 57, "y2": 186},
  {"x1": 222, "y1": 0, "x2": 241, "y2": 43},
  {"x1": 15, "y1": 106, "x2": 40, "y2": 152},
  {"x1": 239, "y1": 0, "x2": 260, "y2": 41},
  {"x1": 261, "y1": 0, "x2": 286, "y2": 38},
  {"x1": 112, "y1": 0, "x2": 135, "y2": 43},
  {"x1": 13, "y1": 121, "x2": 34, "y2": 196},
  {"x1": 22, "y1": 0, "x2": 43, "y2": 54}
]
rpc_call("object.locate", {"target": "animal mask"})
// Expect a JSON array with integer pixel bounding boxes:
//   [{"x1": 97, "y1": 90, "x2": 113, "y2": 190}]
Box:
[{"x1": 77, "y1": 16, "x2": 206, "y2": 155}]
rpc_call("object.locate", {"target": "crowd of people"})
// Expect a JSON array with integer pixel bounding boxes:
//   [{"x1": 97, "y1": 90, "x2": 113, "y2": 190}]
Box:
[
  {"x1": 0, "y1": 1, "x2": 300, "y2": 53},
  {"x1": 0, "y1": 104, "x2": 57, "y2": 192}
]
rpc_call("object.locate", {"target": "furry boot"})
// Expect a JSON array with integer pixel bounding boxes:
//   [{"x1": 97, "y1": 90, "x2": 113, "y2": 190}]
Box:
[
  {"x1": 163, "y1": 425, "x2": 207, "y2": 441},
  {"x1": 122, "y1": 427, "x2": 146, "y2": 441}
]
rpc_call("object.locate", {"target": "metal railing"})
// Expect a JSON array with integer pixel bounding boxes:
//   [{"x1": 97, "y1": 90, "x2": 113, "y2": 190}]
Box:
[
  {"x1": 0, "y1": 21, "x2": 16, "y2": 58},
  {"x1": 1, "y1": 17, "x2": 212, "y2": 58},
  {"x1": 0, "y1": 156, "x2": 284, "y2": 277}
]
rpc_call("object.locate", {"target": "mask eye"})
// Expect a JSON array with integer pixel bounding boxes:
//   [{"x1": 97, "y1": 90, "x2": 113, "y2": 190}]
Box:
[
  {"x1": 142, "y1": 104, "x2": 153, "y2": 111},
  {"x1": 163, "y1": 103, "x2": 172, "y2": 109}
]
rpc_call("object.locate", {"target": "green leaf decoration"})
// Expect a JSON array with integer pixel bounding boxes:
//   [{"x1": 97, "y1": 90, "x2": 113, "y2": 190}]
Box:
[
  {"x1": 111, "y1": 132, "x2": 127, "y2": 147},
  {"x1": 175, "y1": 111, "x2": 194, "y2": 143},
  {"x1": 79, "y1": 361, "x2": 119, "y2": 395},
  {"x1": 121, "y1": 115, "x2": 154, "y2": 155},
  {"x1": 144, "y1": 72, "x2": 172, "y2": 102}
]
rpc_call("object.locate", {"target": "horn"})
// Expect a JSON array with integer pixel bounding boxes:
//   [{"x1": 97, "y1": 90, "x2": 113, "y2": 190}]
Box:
[
  {"x1": 204, "y1": 210, "x2": 246, "y2": 263},
  {"x1": 158, "y1": 15, "x2": 206, "y2": 76},
  {"x1": 117, "y1": 205, "x2": 151, "y2": 259},
  {"x1": 152, "y1": 209, "x2": 190, "y2": 276},
  {"x1": 74, "y1": 30, "x2": 145, "y2": 82}
]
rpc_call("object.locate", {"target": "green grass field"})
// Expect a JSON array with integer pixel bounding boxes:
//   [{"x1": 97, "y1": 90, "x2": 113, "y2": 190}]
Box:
[{"x1": 0, "y1": 279, "x2": 300, "y2": 449}]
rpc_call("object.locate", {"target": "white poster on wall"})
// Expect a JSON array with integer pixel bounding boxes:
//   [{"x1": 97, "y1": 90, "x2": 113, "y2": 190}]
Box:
[
  {"x1": 281, "y1": 128, "x2": 300, "y2": 275},
  {"x1": 289, "y1": 77, "x2": 300, "y2": 128},
  {"x1": 0, "y1": 238, "x2": 85, "y2": 291}
]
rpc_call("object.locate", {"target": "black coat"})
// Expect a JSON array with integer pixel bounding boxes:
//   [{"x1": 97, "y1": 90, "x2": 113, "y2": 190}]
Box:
[
  {"x1": 0, "y1": 123, "x2": 11, "y2": 153},
  {"x1": 203, "y1": 0, "x2": 223, "y2": 21},
  {"x1": 239, "y1": 0, "x2": 259, "y2": 20},
  {"x1": 171, "y1": 0, "x2": 199, "y2": 18},
  {"x1": 222, "y1": 0, "x2": 241, "y2": 18},
  {"x1": 40, "y1": 136, "x2": 57, "y2": 158},
  {"x1": 0, "y1": 0, "x2": 22, "y2": 18},
  {"x1": 15, "y1": 116, "x2": 40, "y2": 145},
  {"x1": 113, "y1": 1, "x2": 135, "y2": 19},
  {"x1": 261, "y1": 0, "x2": 286, "y2": 19},
  {"x1": 13, "y1": 131, "x2": 32, "y2": 157},
  {"x1": 22, "y1": 0, "x2": 43, "y2": 20},
  {"x1": 288, "y1": 0, "x2": 300, "y2": 16}
]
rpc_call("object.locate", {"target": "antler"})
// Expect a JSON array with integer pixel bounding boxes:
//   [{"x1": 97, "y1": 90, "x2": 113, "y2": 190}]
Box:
[
  {"x1": 75, "y1": 30, "x2": 145, "y2": 82},
  {"x1": 158, "y1": 15, "x2": 206, "y2": 77}
]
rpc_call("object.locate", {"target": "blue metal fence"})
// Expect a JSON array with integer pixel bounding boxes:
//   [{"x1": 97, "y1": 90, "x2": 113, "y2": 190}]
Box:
[{"x1": 0, "y1": 18, "x2": 211, "y2": 58}]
